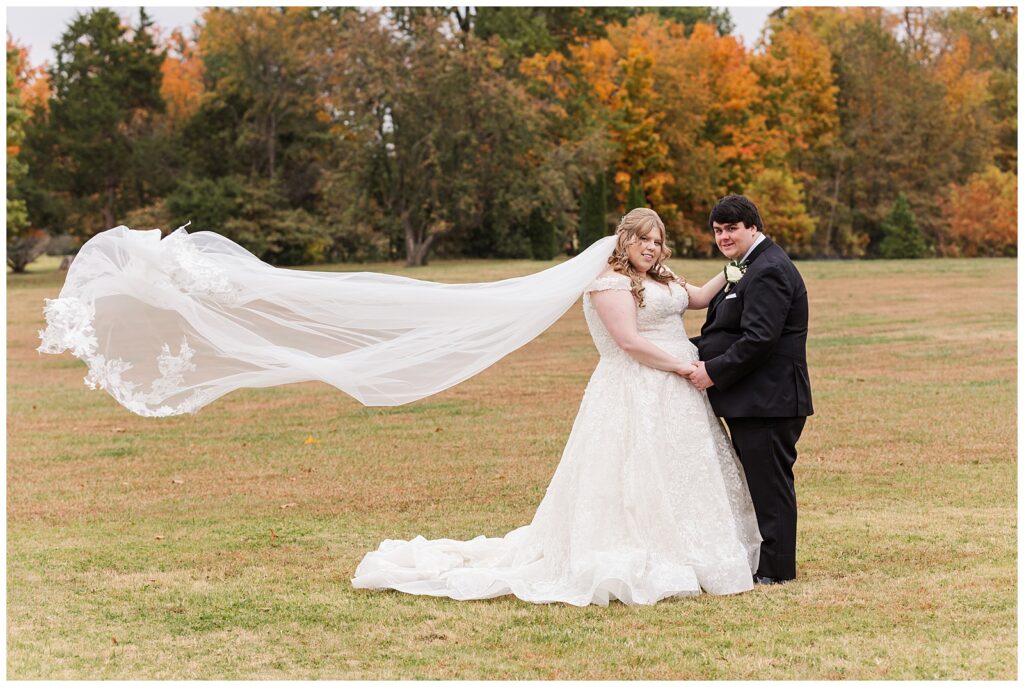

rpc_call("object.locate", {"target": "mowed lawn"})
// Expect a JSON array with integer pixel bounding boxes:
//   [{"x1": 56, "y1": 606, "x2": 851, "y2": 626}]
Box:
[{"x1": 6, "y1": 253, "x2": 1016, "y2": 679}]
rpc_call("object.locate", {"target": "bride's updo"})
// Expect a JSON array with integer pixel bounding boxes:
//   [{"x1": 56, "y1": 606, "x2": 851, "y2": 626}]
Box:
[{"x1": 608, "y1": 208, "x2": 683, "y2": 307}]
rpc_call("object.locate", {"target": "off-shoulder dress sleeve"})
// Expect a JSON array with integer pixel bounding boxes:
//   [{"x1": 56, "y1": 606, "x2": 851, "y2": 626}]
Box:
[{"x1": 585, "y1": 274, "x2": 632, "y2": 294}]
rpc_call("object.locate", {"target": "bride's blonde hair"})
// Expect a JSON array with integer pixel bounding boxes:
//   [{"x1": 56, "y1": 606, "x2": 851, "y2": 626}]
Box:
[{"x1": 608, "y1": 208, "x2": 684, "y2": 307}]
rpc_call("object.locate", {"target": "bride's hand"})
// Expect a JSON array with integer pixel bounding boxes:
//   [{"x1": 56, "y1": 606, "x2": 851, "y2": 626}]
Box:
[{"x1": 675, "y1": 360, "x2": 698, "y2": 378}]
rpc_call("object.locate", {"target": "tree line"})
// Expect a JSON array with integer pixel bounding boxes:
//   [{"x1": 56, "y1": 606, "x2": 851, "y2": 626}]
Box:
[{"x1": 6, "y1": 6, "x2": 1017, "y2": 270}]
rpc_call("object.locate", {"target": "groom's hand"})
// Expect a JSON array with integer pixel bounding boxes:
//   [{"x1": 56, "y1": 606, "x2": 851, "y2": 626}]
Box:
[{"x1": 688, "y1": 361, "x2": 715, "y2": 391}]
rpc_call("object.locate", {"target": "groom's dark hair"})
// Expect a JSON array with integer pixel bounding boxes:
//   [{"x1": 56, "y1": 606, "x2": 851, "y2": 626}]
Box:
[{"x1": 709, "y1": 195, "x2": 763, "y2": 232}]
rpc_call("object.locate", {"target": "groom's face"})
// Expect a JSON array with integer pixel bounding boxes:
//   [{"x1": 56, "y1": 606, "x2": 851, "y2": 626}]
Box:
[{"x1": 713, "y1": 221, "x2": 758, "y2": 261}]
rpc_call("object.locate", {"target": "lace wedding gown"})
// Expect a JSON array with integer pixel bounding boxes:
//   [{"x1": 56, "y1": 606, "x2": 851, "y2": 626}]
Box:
[{"x1": 352, "y1": 274, "x2": 761, "y2": 606}]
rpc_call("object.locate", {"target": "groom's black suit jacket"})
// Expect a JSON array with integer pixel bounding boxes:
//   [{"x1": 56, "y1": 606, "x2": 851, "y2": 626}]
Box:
[{"x1": 692, "y1": 237, "x2": 813, "y2": 419}]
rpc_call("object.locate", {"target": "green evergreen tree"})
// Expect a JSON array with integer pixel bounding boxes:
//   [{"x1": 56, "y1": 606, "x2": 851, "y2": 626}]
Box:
[
  {"x1": 165, "y1": 176, "x2": 247, "y2": 231},
  {"x1": 525, "y1": 208, "x2": 557, "y2": 260},
  {"x1": 878, "y1": 193, "x2": 927, "y2": 258},
  {"x1": 578, "y1": 174, "x2": 608, "y2": 249},
  {"x1": 626, "y1": 176, "x2": 647, "y2": 211},
  {"x1": 6, "y1": 45, "x2": 50, "y2": 273},
  {"x1": 6, "y1": 46, "x2": 30, "y2": 238},
  {"x1": 39, "y1": 8, "x2": 166, "y2": 234}
]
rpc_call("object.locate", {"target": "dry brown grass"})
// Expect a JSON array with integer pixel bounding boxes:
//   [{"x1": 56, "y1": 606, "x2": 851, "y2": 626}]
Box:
[{"x1": 7, "y1": 255, "x2": 1016, "y2": 679}]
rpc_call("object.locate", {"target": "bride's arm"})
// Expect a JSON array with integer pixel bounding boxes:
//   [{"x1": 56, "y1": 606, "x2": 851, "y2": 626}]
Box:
[
  {"x1": 591, "y1": 289, "x2": 696, "y2": 376},
  {"x1": 683, "y1": 269, "x2": 727, "y2": 310}
]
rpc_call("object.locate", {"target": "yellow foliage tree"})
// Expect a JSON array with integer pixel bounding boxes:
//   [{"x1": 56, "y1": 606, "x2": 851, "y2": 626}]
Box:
[
  {"x1": 744, "y1": 168, "x2": 817, "y2": 256},
  {"x1": 198, "y1": 7, "x2": 333, "y2": 180},
  {"x1": 751, "y1": 17, "x2": 839, "y2": 174}
]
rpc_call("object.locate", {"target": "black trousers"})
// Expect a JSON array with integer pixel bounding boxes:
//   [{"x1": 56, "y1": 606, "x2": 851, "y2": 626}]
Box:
[{"x1": 724, "y1": 416, "x2": 806, "y2": 581}]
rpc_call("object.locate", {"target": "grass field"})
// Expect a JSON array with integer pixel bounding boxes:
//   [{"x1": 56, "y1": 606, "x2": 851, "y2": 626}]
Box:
[{"x1": 6, "y1": 254, "x2": 1017, "y2": 679}]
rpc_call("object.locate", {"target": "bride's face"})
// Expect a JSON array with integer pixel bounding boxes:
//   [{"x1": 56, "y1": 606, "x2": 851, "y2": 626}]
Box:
[{"x1": 627, "y1": 224, "x2": 664, "y2": 274}]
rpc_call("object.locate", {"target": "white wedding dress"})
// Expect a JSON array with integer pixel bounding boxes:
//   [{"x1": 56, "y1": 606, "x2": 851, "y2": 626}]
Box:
[
  {"x1": 352, "y1": 273, "x2": 761, "y2": 606},
  {"x1": 36, "y1": 225, "x2": 759, "y2": 606}
]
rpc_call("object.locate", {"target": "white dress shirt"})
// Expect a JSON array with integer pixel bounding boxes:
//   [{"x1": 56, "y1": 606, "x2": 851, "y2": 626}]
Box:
[{"x1": 739, "y1": 232, "x2": 766, "y2": 264}]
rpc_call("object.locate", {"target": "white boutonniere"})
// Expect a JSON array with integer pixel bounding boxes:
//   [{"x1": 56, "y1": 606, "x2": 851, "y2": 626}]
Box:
[{"x1": 723, "y1": 260, "x2": 747, "y2": 293}]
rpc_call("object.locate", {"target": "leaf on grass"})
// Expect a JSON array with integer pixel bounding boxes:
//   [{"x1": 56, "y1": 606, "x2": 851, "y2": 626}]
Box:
[
  {"x1": 304, "y1": 435, "x2": 319, "y2": 445},
  {"x1": 111, "y1": 637, "x2": 118, "y2": 645},
  {"x1": 270, "y1": 529, "x2": 278, "y2": 540},
  {"x1": 280, "y1": 502, "x2": 297, "y2": 509},
  {"x1": 419, "y1": 632, "x2": 448, "y2": 642}
]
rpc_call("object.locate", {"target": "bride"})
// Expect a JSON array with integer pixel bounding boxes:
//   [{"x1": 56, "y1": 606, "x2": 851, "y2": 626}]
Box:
[
  {"x1": 352, "y1": 209, "x2": 761, "y2": 605},
  {"x1": 38, "y1": 207, "x2": 760, "y2": 606}
]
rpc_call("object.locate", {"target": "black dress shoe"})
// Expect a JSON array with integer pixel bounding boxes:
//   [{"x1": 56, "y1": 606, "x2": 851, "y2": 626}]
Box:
[{"x1": 753, "y1": 575, "x2": 788, "y2": 586}]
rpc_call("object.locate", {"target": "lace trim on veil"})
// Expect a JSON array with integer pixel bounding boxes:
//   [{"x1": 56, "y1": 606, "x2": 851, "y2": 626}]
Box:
[
  {"x1": 37, "y1": 224, "x2": 237, "y2": 416},
  {"x1": 39, "y1": 296, "x2": 212, "y2": 417},
  {"x1": 38, "y1": 226, "x2": 618, "y2": 416}
]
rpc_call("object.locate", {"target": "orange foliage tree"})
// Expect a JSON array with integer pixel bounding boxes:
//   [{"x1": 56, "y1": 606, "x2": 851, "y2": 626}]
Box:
[
  {"x1": 750, "y1": 14, "x2": 838, "y2": 256},
  {"x1": 158, "y1": 29, "x2": 204, "y2": 130},
  {"x1": 6, "y1": 36, "x2": 50, "y2": 113},
  {"x1": 931, "y1": 8, "x2": 1017, "y2": 174},
  {"x1": 940, "y1": 167, "x2": 1017, "y2": 257},
  {"x1": 524, "y1": 15, "x2": 769, "y2": 255}
]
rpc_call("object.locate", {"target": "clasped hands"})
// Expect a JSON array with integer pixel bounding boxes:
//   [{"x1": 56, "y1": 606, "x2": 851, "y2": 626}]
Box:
[{"x1": 675, "y1": 360, "x2": 714, "y2": 391}]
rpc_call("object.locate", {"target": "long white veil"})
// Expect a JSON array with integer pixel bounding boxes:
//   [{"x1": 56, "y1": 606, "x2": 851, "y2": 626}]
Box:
[{"x1": 38, "y1": 225, "x2": 617, "y2": 416}]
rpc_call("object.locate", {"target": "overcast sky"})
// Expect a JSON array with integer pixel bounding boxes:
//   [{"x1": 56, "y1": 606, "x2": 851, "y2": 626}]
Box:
[{"x1": 5, "y1": 6, "x2": 775, "y2": 68}]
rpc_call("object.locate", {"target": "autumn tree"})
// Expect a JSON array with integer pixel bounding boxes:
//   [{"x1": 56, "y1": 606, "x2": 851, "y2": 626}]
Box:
[
  {"x1": 198, "y1": 7, "x2": 328, "y2": 183},
  {"x1": 532, "y1": 16, "x2": 768, "y2": 254},
  {"x1": 325, "y1": 12, "x2": 599, "y2": 265},
  {"x1": 6, "y1": 37, "x2": 49, "y2": 112},
  {"x1": 783, "y1": 9, "x2": 953, "y2": 255},
  {"x1": 745, "y1": 168, "x2": 816, "y2": 256},
  {"x1": 159, "y1": 29, "x2": 204, "y2": 130},
  {"x1": 751, "y1": 15, "x2": 839, "y2": 255},
  {"x1": 908, "y1": 8, "x2": 1014, "y2": 187},
  {"x1": 940, "y1": 167, "x2": 1017, "y2": 257},
  {"x1": 395, "y1": 7, "x2": 734, "y2": 62},
  {"x1": 156, "y1": 8, "x2": 344, "y2": 263}
]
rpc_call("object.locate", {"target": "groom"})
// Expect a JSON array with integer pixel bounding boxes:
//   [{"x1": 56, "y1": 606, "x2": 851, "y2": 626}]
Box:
[{"x1": 687, "y1": 194, "x2": 813, "y2": 585}]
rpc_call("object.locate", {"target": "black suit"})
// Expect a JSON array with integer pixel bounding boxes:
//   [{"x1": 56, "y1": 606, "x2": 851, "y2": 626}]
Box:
[{"x1": 692, "y1": 236, "x2": 812, "y2": 581}]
